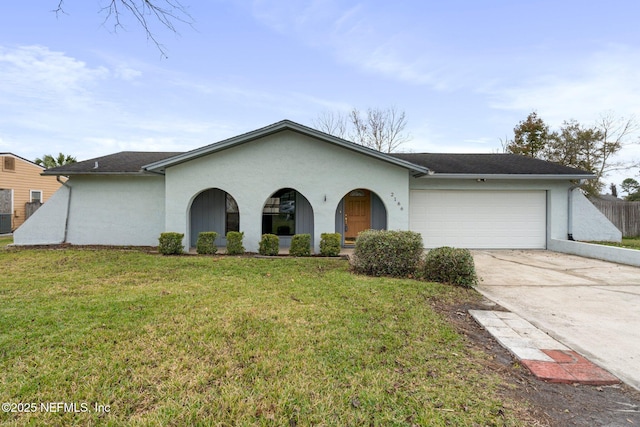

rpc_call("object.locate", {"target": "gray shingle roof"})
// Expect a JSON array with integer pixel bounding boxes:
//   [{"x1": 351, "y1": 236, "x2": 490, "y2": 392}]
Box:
[
  {"x1": 389, "y1": 153, "x2": 593, "y2": 176},
  {"x1": 40, "y1": 123, "x2": 593, "y2": 179},
  {"x1": 43, "y1": 150, "x2": 593, "y2": 178},
  {"x1": 42, "y1": 151, "x2": 181, "y2": 175}
]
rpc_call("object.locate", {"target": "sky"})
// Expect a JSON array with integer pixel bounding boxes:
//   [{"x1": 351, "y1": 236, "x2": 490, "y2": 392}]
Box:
[{"x1": 1, "y1": 0, "x2": 639, "y2": 193}]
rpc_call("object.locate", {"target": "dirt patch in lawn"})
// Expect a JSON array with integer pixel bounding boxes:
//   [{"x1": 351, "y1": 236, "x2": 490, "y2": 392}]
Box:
[{"x1": 434, "y1": 298, "x2": 640, "y2": 426}]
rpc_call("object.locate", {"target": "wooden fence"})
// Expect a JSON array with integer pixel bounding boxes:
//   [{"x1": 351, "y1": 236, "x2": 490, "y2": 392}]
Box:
[
  {"x1": 590, "y1": 199, "x2": 640, "y2": 237},
  {"x1": 25, "y1": 202, "x2": 42, "y2": 221}
]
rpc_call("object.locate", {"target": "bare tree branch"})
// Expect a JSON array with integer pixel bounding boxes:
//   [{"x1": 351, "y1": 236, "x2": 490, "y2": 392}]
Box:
[
  {"x1": 595, "y1": 112, "x2": 639, "y2": 183},
  {"x1": 52, "y1": 1, "x2": 194, "y2": 58},
  {"x1": 315, "y1": 106, "x2": 411, "y2": 153},
  {"x1": 312, "y1": 111, "x2": 348, "y2": 139},
  {"x1": 53, "y1": 0, "x2": 66, "y2": 16}
]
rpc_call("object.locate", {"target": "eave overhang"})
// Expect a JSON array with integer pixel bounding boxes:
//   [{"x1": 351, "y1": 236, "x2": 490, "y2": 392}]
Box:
[
  {"x1": 415, "y1": 173, "x2": 596, "y2": 180},
  {"x1": 41, "y1": 170, "x2": 159, "y2": 177}
]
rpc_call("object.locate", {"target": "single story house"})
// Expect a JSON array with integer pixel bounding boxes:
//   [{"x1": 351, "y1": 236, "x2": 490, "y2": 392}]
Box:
[{"x1": 14, "y1": 120, "x2": 621, "y2": 251}]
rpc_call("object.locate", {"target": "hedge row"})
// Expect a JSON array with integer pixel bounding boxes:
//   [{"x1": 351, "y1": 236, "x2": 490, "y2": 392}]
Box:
[
  {"x1": 259, "y1": 233, "x2": 342, "y2": 257},
  {"x1": 159, "y1": 230, "x2": 478, "y2": 287},
  {"x1": 158, "y1": 232, "x2": 343, "y2": 257}
]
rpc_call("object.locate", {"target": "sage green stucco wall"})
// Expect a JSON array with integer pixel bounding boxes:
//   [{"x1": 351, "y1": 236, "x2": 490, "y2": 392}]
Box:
[{"x1": 164, "y1": 130, "x2": 411, "y2": 252}]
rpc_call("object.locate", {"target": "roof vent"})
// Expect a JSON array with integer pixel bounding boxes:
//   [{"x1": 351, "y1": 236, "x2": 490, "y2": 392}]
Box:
[{"x1": 93, "y1": 161, "x2": 99, "y2": 169}]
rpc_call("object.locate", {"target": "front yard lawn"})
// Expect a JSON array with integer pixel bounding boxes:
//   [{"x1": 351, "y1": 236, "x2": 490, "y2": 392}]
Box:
[
  {"x1": 0, "y1": 234, "x2": 12, "y2": 248},
  {"x1": 0, "y1": 249, "x2": 525, "y2": 426},
  {"x1": 589, "y1": 236, "x2": 640, "y2": 250}
]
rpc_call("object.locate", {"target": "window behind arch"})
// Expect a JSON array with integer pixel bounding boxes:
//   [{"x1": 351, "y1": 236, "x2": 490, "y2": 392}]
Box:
[
  {"x1": 262, "y1": 188, "x2": 295, "y2": 236},
  {"x1": 226, "y1": 194, "x2": 239, "y2": 234}
]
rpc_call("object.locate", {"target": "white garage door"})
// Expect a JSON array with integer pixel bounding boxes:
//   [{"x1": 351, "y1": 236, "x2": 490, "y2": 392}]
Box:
[{"x1": 410, "y1": 190, "x2": 546, "y2": 249}]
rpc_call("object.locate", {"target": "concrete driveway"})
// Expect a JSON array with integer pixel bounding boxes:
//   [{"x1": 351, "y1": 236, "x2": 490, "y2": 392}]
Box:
[{"x1": 473, "y1": 250, "x2": 640, "y2": 390}]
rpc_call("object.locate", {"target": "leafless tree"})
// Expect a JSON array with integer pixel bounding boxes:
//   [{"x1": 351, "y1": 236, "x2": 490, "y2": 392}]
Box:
[
  {"x1": 594, "y1": 112, "x2": 639, "y2": 177},
  {"x1": 314, "y1": 106, "x2": 411, "y2": 153},
  {"x1": 53, "y1": 0, "x2": 193, "y2": 58},
  {"x1": 312, "y1": 111, "x2": 349, "y2": 139}
]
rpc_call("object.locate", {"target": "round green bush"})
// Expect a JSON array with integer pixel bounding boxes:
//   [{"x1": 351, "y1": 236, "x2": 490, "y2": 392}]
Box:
[
  {"x1": 352, "y1": 230, "x2": 423, "y2": 277},
  {"x1": 423, "y1": 246, "x2": 478, "y2": 287}
]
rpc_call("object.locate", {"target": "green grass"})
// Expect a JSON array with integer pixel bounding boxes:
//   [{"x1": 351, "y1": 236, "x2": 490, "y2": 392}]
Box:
[
  {"x1": 589, "y1": 236, "x2": 640, "y2": 250},
  {"x1": 0, "y1": 249, "x2": 524, "y2": 426},
  {"x1": 0, "y1": 235, "x2": 12, "y2": 248}
]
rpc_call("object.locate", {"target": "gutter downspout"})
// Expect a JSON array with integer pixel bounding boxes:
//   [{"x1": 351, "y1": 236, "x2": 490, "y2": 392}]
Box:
[
  {"x1": 567, "y1": 179, "x2": 586, "y2": 241},
  {"x1": 57, "y1": 176, "x2": 72, "y2": 243}
]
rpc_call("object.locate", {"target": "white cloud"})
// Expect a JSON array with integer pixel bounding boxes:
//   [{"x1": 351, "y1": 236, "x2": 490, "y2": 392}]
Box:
[
  {"x1": 0, "y1": 43, "x2": 355, "y2": 163},
  {"x1": 243, "y1": 0, "x2": 454, "y2": 89},
  {"x1": 0, "y1": 45, "x2": 109, "y2": 109},
  {"x1": 165, "y1": 67, "x2": 354, "y2": 121},
  {"x1": 486, "y1": 45, "x2": 640, "y2": 127},
  {"x1": 325, "y1": 14, "x2": 454, "y2": 89},
  {"x1": 482, "y1": 45, "x2": 640, "y2": 187},
  {"x1": 81, "y1": 136, "x2": 186, "y2": 157},
  {"x1": 114, "y1": 65, "x2": 143, "y2": 81},
  {"x1": 249, "y1": 0, "x2": 341, "y2": 34},
  {"x1": 0, "y1": 45, "x2": 203, "y2": 160}
]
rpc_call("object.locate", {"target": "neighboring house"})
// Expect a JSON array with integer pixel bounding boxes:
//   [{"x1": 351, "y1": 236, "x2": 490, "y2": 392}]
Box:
[
  {"x1": 0, "y1": 153, "x2": 63, "y2": 233},
  {"x1": 14, "y1": 120, "x2": 620, "y2": 250}
]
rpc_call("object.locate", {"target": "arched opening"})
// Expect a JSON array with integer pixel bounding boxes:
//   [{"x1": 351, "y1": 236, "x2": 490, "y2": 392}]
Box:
[
  {"x1": 335, "y1": 189, "x2": 387, "y2": 245},
  {"x1": 262, "y1": 188, "x2": 314, "y2": 247},
  {"x1": 189, "y1": 188, "x2": 239, "y2": 247}
]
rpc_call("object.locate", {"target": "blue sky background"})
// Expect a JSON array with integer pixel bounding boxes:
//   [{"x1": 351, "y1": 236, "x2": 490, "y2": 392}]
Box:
[{"x1": 1, "y1": 1, "x2": 639, "y2": 191}]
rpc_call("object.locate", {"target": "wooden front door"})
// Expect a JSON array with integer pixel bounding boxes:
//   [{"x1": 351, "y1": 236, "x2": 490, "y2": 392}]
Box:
[{"x1": 344, "y1": 189, "x2": 371, "y2": 245}]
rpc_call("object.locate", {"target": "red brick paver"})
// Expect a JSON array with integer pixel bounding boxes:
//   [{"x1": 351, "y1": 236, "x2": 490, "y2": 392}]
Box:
[{"x1": 521, "y1": 350, "x2": 620, "y2": 385}]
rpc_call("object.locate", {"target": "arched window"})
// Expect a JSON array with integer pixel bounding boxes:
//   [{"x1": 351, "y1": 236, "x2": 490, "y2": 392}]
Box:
[
  {"x1": 225, "y1": 194, "x2": 239, "y2": 234},
  {"x1": 262, "y1": 188, "x2": 296, "y2": 236}
]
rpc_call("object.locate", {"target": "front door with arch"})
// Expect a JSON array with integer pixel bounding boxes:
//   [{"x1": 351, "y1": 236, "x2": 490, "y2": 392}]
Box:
[
  {"x1": 337, "y1": 189, "x2": 388, "y2": 246},
  {"x1": 343, "y1": 189, "x2": 371, "y2": 245}
]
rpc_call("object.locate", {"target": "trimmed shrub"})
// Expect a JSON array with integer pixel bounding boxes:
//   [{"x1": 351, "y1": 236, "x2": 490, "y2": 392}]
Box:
[
  {"x1": 423, "y1": 246, "x2": 478, "y2": 287},
  {"x1": 352, "y1": 230, "x2": 423, "y2": 277},
  {"x1": 259, "y1": 234, "x2": 279, "y2": 256},
  {"x1": 196, "y1": 231, "x2": 218, "y2": 255},
  {"x1": 320, "y1": 232, "x2": 341, "y2": 257},
  {"x1": 158, "y1": 232, "x2": 184, "y2": 255},
  {"x1": 289, "y1": 234, "x2": 311, "y2": 257},
  {"x1": 226, "y1": 231, "x2": 245, "y2": 255}
]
